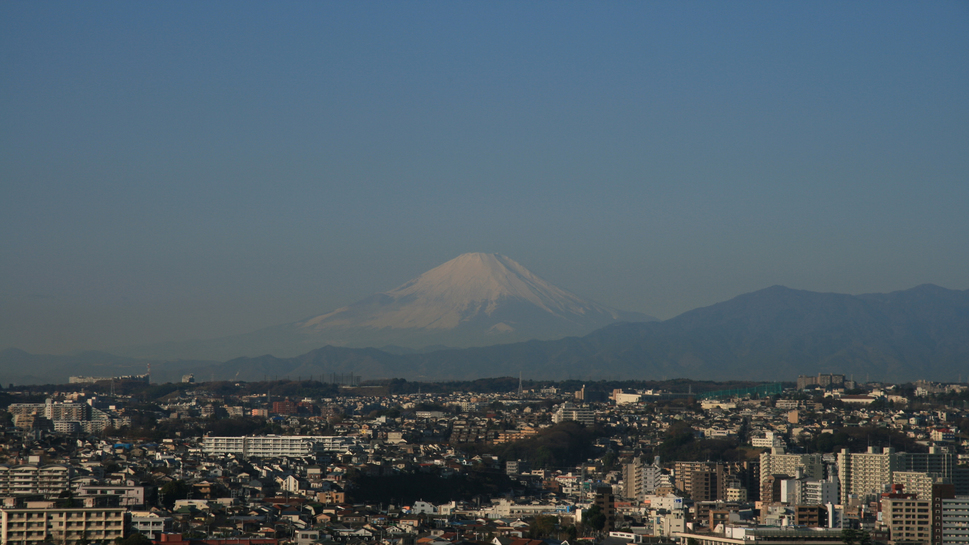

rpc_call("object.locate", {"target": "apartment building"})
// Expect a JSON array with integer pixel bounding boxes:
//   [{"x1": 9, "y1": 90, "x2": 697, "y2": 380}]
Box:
[
  {"x1": 551, "y1": 403, "x2": 595, "y2": 426},
  {"x1": 76, "y1": 485, "x2": 145, "y2": 507},
  {"x1": 880, "y1": 486, "x2": 931, "y2": 544},
  {"x1": 129, "y1": 511, "x2": 173, "y2": 539},
  {"x1": 594, "y1": 486, "x2": 617, "y2": 531},
  {"x1": 752, "y1": 431, "x2": 787, "y2": 449},
  {"x1": 760, "y1": 448, "x2": 823, "y2": 486},
  {"x1": 678, "y1": 527, "x2": 845, "y2": 545},
  {"x1": 838, "y1": 447, "x2": 903, "y2": 505},
  {"x1": 624, "y1": 456, "x2": 664, "y2": 500},
  {"x1": 939, "y1": 496, "x2": 969, "y2": 545},
  {"x1": 0, "y1": 465, "x2": 72, "y2": 498},
  {"x1": 674, "y1": 462, "x2": 726, "y2": 502},
  {"x1": 904, "y1": 447, "x2": 956, "y2": 482},
  {"x1": 8, "y1": 400, "x2": 107, "y2": 434},
  {"x1": 794, "y1": 506, "x2": 827, "y2": 528},
  {"x1": 202, "y1": 436, "x2": 359, "y2": 458},
  {"x1": 0, "y1": 504, "x2": 125, "y2": 545},
  {"x1": 895, "y1": 471, "x2": 942, "y2": 501}
]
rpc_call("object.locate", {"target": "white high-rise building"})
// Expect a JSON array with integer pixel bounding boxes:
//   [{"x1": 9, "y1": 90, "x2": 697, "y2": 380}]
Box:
[
  {"x1": 894, "y1": 471, "x2": 941, "y2": 501},
  {"x1": 760, "y1": 447, "x2": 823, "y2": 486},
  {"x1": 623, "y1": 456, "x2": 664, "y2": 500},
  {"x1": 837, "y1": 447, "x2": 903, "y2": 505},
  {"x1": 804, "y1": 476, "x2": 840, "y2": 506}
]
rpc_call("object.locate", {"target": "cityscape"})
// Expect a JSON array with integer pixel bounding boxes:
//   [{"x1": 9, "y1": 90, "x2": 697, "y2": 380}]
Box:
[
  {"x1": 2, "y1": 3, "x2": 967, "y2": 545},
  {"x1": 0, "y1": 371, "x2": 968, "y2": 545}
]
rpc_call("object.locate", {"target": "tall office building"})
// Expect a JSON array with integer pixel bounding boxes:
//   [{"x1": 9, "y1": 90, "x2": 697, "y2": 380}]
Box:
[{"x1": 903, "y1": 447, "x2": 956, "y2": 482}]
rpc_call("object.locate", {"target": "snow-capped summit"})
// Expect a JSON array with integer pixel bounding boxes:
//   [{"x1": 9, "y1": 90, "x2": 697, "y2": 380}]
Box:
[
  {"x1": 294, "y1": 252, "x2": 652, "y2": 349},
  {"x1": 115, "y1": 253, "x2": 654, "y2": 360}
]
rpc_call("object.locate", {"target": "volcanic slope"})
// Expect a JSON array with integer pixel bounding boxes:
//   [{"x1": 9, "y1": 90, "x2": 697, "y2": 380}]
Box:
[
  {"x1": 116, "y1": 253, "x2": 653, "y2": 360},
  {"x1": 294, "y1": 253, "x2": 653, "y2": 350}
]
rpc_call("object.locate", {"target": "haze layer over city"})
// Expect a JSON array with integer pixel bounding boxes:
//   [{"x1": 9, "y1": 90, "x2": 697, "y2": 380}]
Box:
[{"x1": 2, "y1": 2, "x2": 967, "y2": 363}]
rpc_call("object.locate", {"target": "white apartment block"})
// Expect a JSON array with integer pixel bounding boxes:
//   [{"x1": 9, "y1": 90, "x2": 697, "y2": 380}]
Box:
[
  {"x1": 481, "y1": 498, "x2": 571, "y2": 519},
  {"x1": 803, "y1": 477, "x2": 840, "y2": 506},
  {"x1": 202, "y1": 435, "x2": 359, "y2": 458},
  {"x1": 760, "y1": 448, "x2": 823, "y2": 485},
  {"x1": 838, "y1": 447, "x2": 903, "y2": 505},
  {"x1": 129, "y1": 511, "x2": 173, "y2": 539},
  {"x1": 644, "y1": 494, "x2": 685, "y2": 511},
  {"x1": 552, "y1": 403, "x2": 595, "y2": 426},
  {"x1": 624, "y1": 456, "x2": 665, "y2": 500},
  {"x1": 0, "y1": 505, "x2": 125, "y2": 545},
  {"x1": 0, "y1": 465, "x2": 72, "y2": 498},
  {"x1": 752, "y1": 432, "x2": 787, "y2": 449},
  {"x1": 894, "y1": 471, "x2": 940, "y2": 501}
]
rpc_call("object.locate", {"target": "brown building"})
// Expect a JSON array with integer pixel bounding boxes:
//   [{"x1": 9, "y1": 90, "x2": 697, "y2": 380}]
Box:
[
  {"x1": 316, "y1": 491, "x2": 345, "y2": 505},
  {"x1": 795, "y1": 505, "x2": 827, "y2": 528},
  {"x1": 594, "y1": 486, "x2": 616, "y2": 531},
  {"x1": 675, "y1": 462, "x2": 727, "y2": 501},
  {"x1": 726, "y1": 460, "x2": 761, "y2": 502},
  {"x1": 710, "y1": 509, "x2": 732, "y2": 529},
  {"x1": 272, "y1": 400, "x2": 297, "y2": 415},
  {"x1": 761, "y1": 474, "x2": 790, "y2": 504},
  {"x1": 931, "y1": 483, "x2": 956, "y2": 545}
]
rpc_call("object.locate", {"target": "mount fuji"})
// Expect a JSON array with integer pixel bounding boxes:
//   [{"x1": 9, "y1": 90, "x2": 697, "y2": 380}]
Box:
[{"x1": 117, "y1": 253, "x2": 654, "y2": 360}]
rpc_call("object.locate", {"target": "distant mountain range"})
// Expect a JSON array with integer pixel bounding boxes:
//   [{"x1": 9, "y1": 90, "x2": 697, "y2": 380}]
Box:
[
  {"x1": 113, "y1": 253, "x2": 654, "y2": 360},
  {"x1": 2, "y1": 283, "x2": 968, "y2": 385}
]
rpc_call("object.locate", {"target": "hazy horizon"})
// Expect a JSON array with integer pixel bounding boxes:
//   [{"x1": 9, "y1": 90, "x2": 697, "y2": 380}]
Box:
[{"x1": 2, "y1": 2, "x2": 967, "y2": 354}]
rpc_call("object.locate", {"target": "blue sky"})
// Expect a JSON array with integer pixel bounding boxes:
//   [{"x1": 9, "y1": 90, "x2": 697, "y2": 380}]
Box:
[{"x1": 2, "y1": 1, "x2": 967, "y2": 353}]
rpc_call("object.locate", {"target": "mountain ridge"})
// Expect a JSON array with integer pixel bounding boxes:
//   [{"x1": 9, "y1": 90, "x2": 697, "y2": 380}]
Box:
[
  {"x1": 4, "y1": 283, "x2": 968, "y2": 385},
  {"x1": 113, "y1": 253, "x2": 654, "y2": 360}
]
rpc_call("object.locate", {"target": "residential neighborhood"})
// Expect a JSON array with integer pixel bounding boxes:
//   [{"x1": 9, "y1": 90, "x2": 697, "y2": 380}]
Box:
[{"x1": 1, "y1": 374, "x2": 968, "y2": 545}]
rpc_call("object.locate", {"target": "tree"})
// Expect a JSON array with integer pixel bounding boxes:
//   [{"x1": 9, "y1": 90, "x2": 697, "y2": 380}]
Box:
[
  {"x1": 160, "y1": 480, "x2": 189, "y2": 509},
  {"x1": 528, "y1": 515, "x2": 558, "y2": 539},
  {"x1": 842, "y1": 528, "x2": 872, "y2": 545},
  {"x1": 583, "y1": 504, "x2": 606, "y2": 533},
  {"x1": 116, "y1": 534, "x2": 153, "y2": 545}
]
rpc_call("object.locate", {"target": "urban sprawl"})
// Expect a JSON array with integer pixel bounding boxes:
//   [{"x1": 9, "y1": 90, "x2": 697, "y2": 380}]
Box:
[{"x1": 1, "y1": 372, "x2": 969, "y2": 545}]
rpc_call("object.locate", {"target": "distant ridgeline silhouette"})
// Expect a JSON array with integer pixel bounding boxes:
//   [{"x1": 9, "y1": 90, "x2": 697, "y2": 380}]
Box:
[{"x1": 3, "y1": 283, "x2": 968, "y2": 384}]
